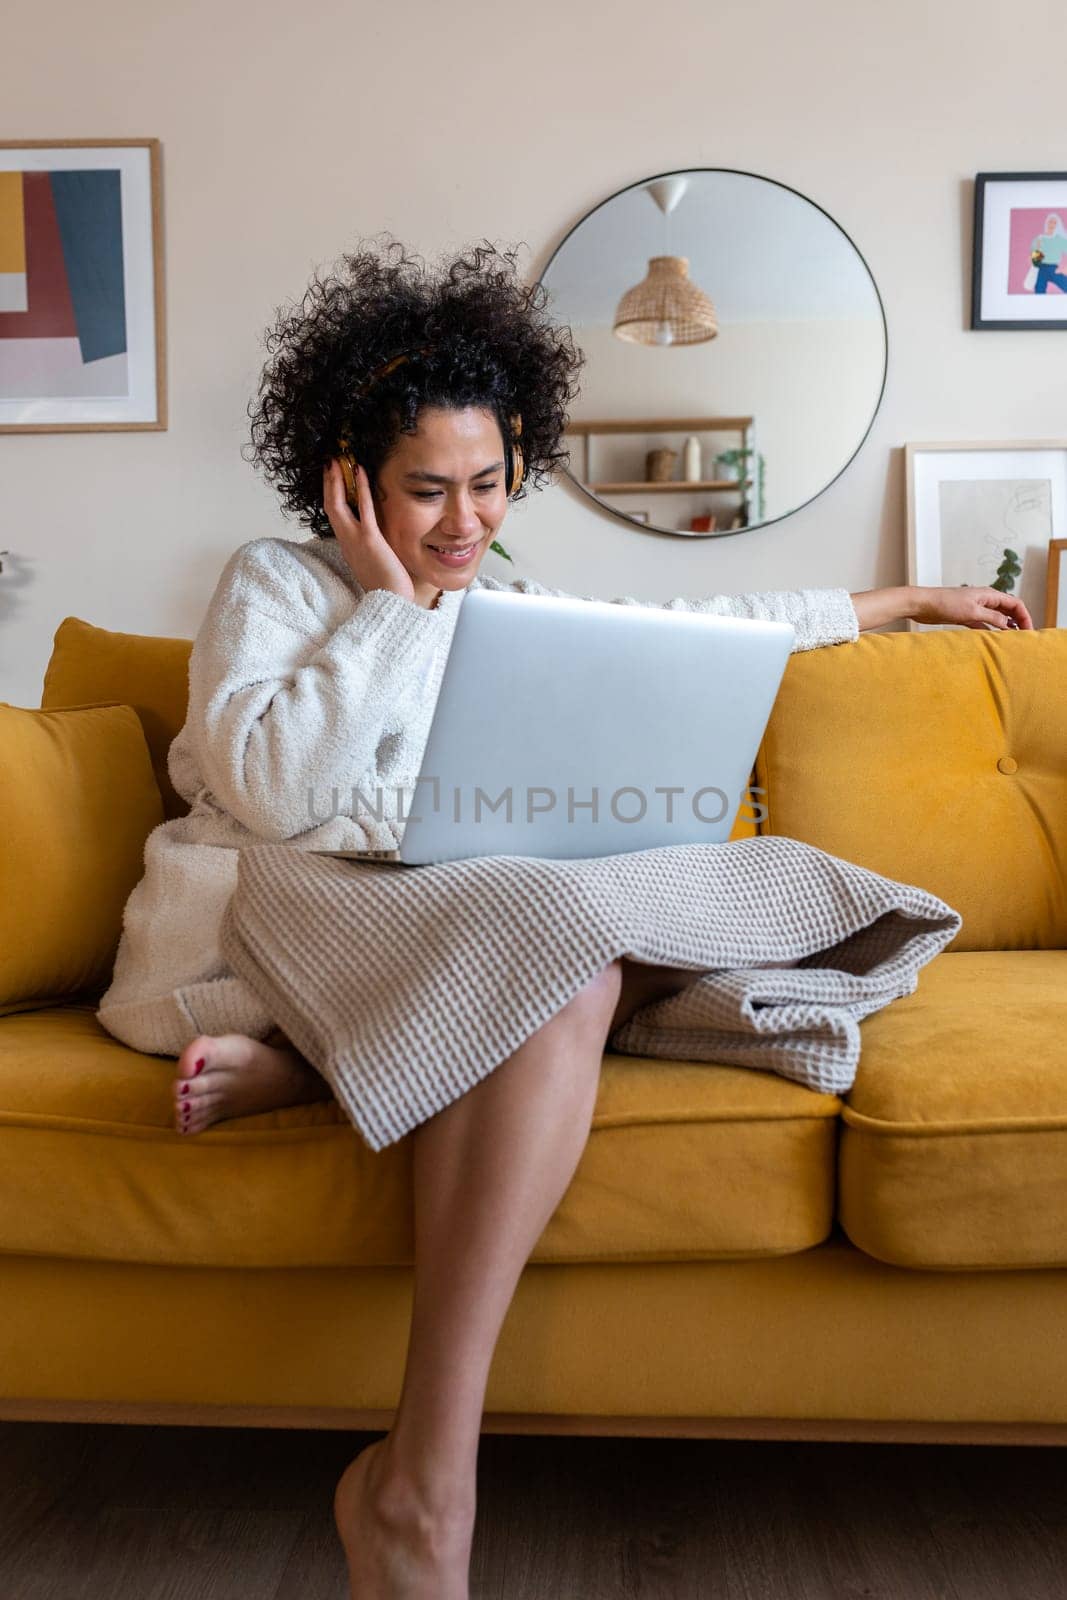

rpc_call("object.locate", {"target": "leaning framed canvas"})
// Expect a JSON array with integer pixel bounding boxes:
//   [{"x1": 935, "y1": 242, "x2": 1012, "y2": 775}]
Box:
[
  {"x1": 0, "y1": 138, "x2": 165, "y2": 431},
  {"x1": 905, "y1": 441, "x2": 1067, "y2": 632},
  {"x1": 1047, "y1": 539, "x2": 1067, "y2": 627},
  {"x1": 972, "y1": 171, "x2": 1067, "y2": 331}
]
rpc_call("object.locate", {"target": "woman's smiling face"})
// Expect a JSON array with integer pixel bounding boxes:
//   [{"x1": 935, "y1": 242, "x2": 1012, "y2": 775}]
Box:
[{"x1": 371, "y1": 404, "x2": 510, "y2": 607}]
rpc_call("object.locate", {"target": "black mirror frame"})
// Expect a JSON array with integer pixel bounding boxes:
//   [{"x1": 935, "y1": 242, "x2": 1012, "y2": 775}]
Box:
[{"x1": 537, "y1": 165, "x2": 890, "y2": 540}]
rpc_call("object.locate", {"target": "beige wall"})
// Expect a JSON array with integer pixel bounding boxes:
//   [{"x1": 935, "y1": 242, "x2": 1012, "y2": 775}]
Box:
[{"x1": 2, "y1": 0, "x2": 1065, "y2": 706}]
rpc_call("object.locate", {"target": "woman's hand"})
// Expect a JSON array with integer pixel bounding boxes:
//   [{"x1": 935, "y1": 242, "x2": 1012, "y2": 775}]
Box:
[
  {"x1": 850, "y1": 584, "x2": 1034, "y2": 631},
  {"x1": 909, "y1": 584, "x2": 1034, "y2": 630},
  {"x1": 322, "y1": 458, "x2": 416, "y2": 603}
]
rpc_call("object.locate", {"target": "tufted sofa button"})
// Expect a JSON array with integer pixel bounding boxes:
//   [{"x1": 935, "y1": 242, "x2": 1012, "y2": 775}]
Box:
[{"x1": 997, "y1": 756, "x2": 1018, "y2": 774}]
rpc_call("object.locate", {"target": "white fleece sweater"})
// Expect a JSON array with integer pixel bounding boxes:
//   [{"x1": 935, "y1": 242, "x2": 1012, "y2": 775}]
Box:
[{"x1": 95, "y1": 534, "x2": 860, "y2": 1057}]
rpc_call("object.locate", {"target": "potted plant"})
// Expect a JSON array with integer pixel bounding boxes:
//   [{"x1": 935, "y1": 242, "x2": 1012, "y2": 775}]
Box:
[{"x1": 712, "y1": 449, "x2": 766, "y2": 521}]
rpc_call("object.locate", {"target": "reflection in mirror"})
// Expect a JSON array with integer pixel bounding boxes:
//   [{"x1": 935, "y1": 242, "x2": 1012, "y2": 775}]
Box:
[{"x1": 540, "y1": 168, "x2": 888, "y2": 538}]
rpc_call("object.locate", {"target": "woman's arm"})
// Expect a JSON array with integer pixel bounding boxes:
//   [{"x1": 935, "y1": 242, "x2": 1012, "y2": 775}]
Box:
[
  {"x1": 474, "y1": 575, "x2": 1035, "y2": 644},
  {"x1": 181, "y1": 539, "x2": 446, "y2": 842},
  {"x1": 851, "y1": 584, "x2": 1034, "y2": 631}
]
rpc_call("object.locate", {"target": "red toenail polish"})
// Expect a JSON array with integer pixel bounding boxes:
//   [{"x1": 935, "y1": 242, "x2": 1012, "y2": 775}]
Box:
[
  {"x1": 194, "y1": 1057, "x2": 205, "y2": 1074},
  {"x1": 181, "y1": 1084, "x2": 189, "y2": 1096}
]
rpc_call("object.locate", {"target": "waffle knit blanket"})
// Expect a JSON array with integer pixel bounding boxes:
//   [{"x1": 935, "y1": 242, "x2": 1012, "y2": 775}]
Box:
[{"x1": 216, "y1": 834, "x2": 962, "y2": 1152}]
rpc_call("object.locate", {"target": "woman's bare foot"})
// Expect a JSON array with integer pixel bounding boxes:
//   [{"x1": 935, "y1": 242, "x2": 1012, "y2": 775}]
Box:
[
  {"x1": 173, "y1": 1029, "x2": 334, "y2": 1135},
  {"x1": 333, "y1": 1436, "x2": 476, "y2": 1599}
]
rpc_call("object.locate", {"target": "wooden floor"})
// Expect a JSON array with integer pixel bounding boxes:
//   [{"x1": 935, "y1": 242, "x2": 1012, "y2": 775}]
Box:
[{"x1": 2, "y1": 1421, "x2": 1064, "y2": 1597}]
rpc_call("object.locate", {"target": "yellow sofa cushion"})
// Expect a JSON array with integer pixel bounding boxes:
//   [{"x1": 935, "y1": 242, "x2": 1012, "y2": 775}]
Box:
[
  {"x1": 840, "y1": 949, "x2": 1067, "y2": 1270},
  {"x1": 0, "y1": 703, "x2": 163, "y2": 1016},
  {"x1": 0, "y1": 1005, "x2": 841, "y2": 1268},
  {"x1": 41, "y1": 616, "x2": 193, "y2": 821},
  {"x1": 756, "y1": 629, "x2": 1067, "y2": 951}
]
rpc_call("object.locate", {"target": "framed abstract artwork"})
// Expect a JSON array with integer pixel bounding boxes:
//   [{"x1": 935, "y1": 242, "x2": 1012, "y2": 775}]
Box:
[
  {"x1": 905, "y1": 441, "x2": 1067, "y2": 631},
  {"x1": 972, "y1": 171, "x2": 1067, "y2": 331},
  {"x1": 1047, "y1": 540, "x2": 1067, "y2": 627},
  {"x1": 0, "y1": 138, "x2": 165, "y2": 431}
]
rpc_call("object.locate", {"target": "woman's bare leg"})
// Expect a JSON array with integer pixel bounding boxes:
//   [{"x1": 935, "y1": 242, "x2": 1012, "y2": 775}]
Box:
[
  {"x1": 332, "y1": 955, "x2": 703, "y2": 1598},
  {"x1": 332, "y1": 961, "x2": 621, "y2": 1597},
  {"x1": 608, "y1": 954, "x2": 706, "y2": 1035}
]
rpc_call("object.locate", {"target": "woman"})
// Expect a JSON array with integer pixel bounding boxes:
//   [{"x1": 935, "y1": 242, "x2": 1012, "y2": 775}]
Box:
[
  {"x1": 1031, "y1": 212, "x2": 1067, "y2": 295},
  {"x1": 97, "y1": 237, "x2": 1032, "y2": 1597}
]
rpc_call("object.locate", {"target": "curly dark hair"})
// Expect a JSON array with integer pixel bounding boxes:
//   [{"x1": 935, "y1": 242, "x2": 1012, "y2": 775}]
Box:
[{"x1": 244, "y1": 234, "x2": 586, "y2": 538}]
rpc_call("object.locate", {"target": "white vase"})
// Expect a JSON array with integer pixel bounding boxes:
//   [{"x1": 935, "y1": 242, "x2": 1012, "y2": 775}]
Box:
[{"x1": 683, "y1": 436, "x2": 702, "y2": 482}]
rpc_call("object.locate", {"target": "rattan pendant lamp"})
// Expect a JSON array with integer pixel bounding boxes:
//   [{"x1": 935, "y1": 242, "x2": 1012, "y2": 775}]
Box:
[{"x1": 613, "y1": 175, "x2": 719, "y2": 347}]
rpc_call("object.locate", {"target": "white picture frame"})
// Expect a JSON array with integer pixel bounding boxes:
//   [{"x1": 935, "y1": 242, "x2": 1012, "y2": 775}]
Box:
[
  {"x1": 904, "y1": 441, "x2": 1067, "y2": 632},
  {"x1": 0, "y1": 138, "x2": 166, "y2": 431}
]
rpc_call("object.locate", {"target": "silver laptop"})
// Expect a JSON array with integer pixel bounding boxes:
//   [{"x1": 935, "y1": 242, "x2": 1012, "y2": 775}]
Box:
[{"x1": 315, "y1": 588, "x2": 794, "y2": 866}]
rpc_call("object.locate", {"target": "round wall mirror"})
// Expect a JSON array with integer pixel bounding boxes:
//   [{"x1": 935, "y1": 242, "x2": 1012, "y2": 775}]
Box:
[{"x1": 538, "y1": 168, "x2": 888, "y2": 538}]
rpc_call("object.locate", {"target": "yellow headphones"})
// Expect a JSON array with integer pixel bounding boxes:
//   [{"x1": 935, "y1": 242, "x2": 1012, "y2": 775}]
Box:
[{"x1": 336, "y1": 346, "x2": 525, "y2": 510}]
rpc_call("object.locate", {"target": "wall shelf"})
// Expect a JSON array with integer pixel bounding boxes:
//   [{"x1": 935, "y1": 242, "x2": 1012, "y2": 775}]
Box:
[
  {"x1": 589, "y1": 479, "x2": 752, "y2": 494},
  {"x1": 566, "y1": 416, "x2": 758, "y2": 529},
  {"x1": 566, "y1": 417, "x2": 754, "y2": 435}
]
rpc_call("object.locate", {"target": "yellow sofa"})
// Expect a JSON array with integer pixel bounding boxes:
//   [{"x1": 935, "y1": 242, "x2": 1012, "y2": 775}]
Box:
[{"x1": 2, "y1": 615, "x2": 1065, "y2": 1446}]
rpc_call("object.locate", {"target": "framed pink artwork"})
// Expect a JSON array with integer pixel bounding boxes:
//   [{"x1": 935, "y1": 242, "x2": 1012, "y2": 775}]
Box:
[{"x1": 972, "y1": 171, "x2": 1067, "y2": 331}]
